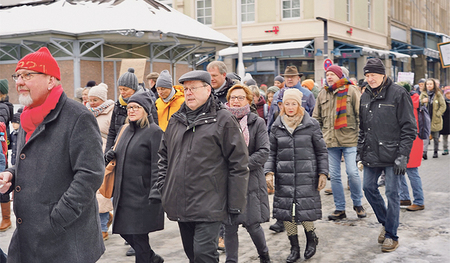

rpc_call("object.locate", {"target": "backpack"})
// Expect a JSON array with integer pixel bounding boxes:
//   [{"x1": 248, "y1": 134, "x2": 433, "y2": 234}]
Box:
[{"x1": 417, "y1": 103, "x2": 431, "y2": 140}]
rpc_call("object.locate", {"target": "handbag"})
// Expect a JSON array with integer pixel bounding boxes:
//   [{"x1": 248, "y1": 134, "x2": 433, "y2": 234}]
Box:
[{"x1": 98, "y1": 124, "x2": 128, "y2": 198}]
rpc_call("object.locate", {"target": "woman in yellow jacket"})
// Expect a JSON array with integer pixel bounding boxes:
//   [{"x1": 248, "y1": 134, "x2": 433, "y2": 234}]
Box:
[{"x1": 154, "y1": 70, "x2": 185, "y2": 131}]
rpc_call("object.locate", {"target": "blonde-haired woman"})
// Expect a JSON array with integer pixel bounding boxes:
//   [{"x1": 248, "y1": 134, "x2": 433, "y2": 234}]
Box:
[{"x1": 264, "y1": 89, "x2": 328, "y2": 262}]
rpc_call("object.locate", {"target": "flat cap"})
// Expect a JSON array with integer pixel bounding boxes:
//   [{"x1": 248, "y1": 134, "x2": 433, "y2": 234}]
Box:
[{"x1": 178, "y1": 70, "x2": 211, "y2": 86}]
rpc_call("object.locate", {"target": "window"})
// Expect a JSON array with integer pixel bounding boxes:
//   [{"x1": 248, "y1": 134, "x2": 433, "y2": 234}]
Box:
[
  {"x1": 368, "y1": 0, "x2": 371, "y2": 28},
  {"x1": 242, "y1": 0, "x2": 255, "y2": 22},
  {"x1": 282, "y1": 0, "x2": 300, "y2": 19},
  {"x1": 196, "y1": 0, "x2": 212, "y2": 25},
  {"x1": 346, "y1": 0, "x2": 350, "y2": 22}
]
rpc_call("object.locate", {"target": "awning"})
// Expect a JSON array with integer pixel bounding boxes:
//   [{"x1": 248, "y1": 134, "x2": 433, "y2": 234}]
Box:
[{"x1": 218, "y1": 41, "x2": 313, "y2": 59}]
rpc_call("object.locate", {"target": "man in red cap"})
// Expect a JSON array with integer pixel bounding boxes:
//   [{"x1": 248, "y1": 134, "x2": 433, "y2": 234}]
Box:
[{"x1": 0, "y1": 47, "x2": 105, "y2": 262}]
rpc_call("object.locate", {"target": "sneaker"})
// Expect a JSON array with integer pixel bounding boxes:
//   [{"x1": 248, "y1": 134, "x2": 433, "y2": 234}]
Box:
[
  {"x1": 406, "y1": 204, "x2": 425, "y2": 211},
  {"x1": 328, "y1": 210, "x2": 346, "y2": 221},
  {"x1": 400, "y1": 200, "x2": 412, "y2": 206},
  {"x1": 353, "y1": 206, "x2": 367, "y2": 218},
  {"x1": 443, "y1": 149, "x2": 449, "y2": 155},
  {"x1": 381, "y1": 238, "x2": 399, "y2": 252},
  {"x1": 324, "y1": 188, "x2": 333, "y2": 195},
  {"x1": 218, "y1": 236, "x2": 225, "y2": 251},
  {"x1": 378, "y1": 226, "x2": 385, "y2": 244}
]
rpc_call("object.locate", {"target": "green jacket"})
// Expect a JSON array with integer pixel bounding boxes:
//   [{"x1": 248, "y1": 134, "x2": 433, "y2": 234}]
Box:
[{"x1": 420, "y1": 91, "x2": 447, "y2": 132}]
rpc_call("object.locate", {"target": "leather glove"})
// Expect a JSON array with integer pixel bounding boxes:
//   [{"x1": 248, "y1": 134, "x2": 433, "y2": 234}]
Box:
[
  {"x1": 357, "y1": 161, "x2": 364, "y2": 172},
  {"x1": 265, "y1": 172, "x2": 274, "y2": 192},
  {"x1": 105, "y1": 149, "x2": 116, "y2": 163},
  {"x1": 317, "y1": 174, "x2": 327, "y2": 191},
  {"x1": 394, "y1": 155, "x2": 408, "y2": 175}
]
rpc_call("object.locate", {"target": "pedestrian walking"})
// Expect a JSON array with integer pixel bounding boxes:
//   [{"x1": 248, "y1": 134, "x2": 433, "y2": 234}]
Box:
[
  {"x1": 0, "y1": 47, "x2": 105, "y2": 262},
  {"x1": 224, "y1": 84, "x2": 271, "y2": 263},
  {"x1": 154, "y1": 70, "x2": 184, "y2": 131},
  {"x1": 265, "y1": 89, "x2": 328, "y2": 262},
  {"x1": 312, "y1": 65, "x2": 366, "y2": 221},
  {"x1": 359, "y1": 58, "x2": 417, "y2": 253},
  {"x1": 157, "y1": 70, "x2": 249, "y2": 263}
]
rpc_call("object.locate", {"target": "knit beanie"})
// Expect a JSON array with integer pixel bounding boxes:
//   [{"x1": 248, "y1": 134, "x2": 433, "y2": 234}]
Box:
[
  {"x1": 363, "y1": 58, "x2": 385, "y2": 75},
  {"x1": 15, "y1": 47, "x2": 61, "y2": 80},
  {"x1": 301, "y1": 79, "x2": 315, "y2": 91},
  {"x1": 128, "y1": 89, "x2": 153, "y2": 115},
  {"x1": 0, "y1": 79, "x2": 8, "y2": 95},
  {"x1": 283, "y1": 88, "x2": 303, "y2": 105},
  {"x1": 117, "y1": 68, "x2": 139, "y2": 90},
  {"x1": 274, "y1": 75, "x2": 285, "y2": 83},
  {"x1": 88, "y1": 83, "x2": 108, "y2": 102},
  {"x1": 326, "y1": 65, "x2": 343, "y2": 78},
  {"x1": 267, "y1": 86, "x2": 280, "y2": 94},
  {"x1": 156, "y1": 70, "x2": 173, "y2": 89},
  {"x1": 12, "y1": 112, "x2": 21, "y2": 124}
]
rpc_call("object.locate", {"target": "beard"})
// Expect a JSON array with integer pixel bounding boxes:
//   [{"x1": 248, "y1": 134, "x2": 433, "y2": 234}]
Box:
[{"x1": 19, "y1": 93, "x2": 33, "y2": 106}]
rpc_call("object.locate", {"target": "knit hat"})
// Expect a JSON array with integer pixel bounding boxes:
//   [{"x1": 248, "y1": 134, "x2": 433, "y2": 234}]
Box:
[
  {"x1": 15, "y1": 47, "x2": 61, "y2": 80},
  {"x1": 88, "y1": 83, "x2": 108, "y2": 102},
  {"x1": 274, "y1": 75, "x2": 285, "y2": 83},
  {"x1": 146, "y1": 72, "x2": 159, "y2": 80},
  {"x1": 178, "y1": 70, "x2": 211, "y2": 86},
  {"x1": 326, "y1": 65, "x2": 343, "y2": 78},
  {"x1": 418, "y1": 78, "x2": 426, "y2": 84},
  {"x1": 117, "y1": 68, "x2": 139, "y2": 90},
  {"x1": 267, "y1": 86, "x2": 280, "y2": 94},
  {"x1": 156, "y1": 70, "x2": 173, "y2": 89},
  {"x1": 246, "y1": 79, "x2": 256, "y2": 86},
  {"x1": 363, "y1": 58, "x2": 385, "y2": 75},
  {"x1": 0, "y1": 79, "x2": 8, "y2": 95},
  {"x1": 283, "y1": 88, "x2": 303, "y2": 105},
  {"x1": 128, "y1": 89, "x2": 153, "y2": 115},
  {"x1": 226, "y1": 72, "x2": 241, "y2": 81},
  {"x1": 301, "y1": 79, "x2": 315, "y2": 91},
  {"x1": 86, "y1": 80, "x2": 96, "y2": 88},
  {"x1": 12, "y1": 112, "x2": 21, "y2": 124}
]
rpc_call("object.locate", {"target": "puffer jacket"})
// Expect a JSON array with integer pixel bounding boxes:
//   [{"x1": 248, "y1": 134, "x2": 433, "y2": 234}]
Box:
[
  {"x1": 264, "y1": 113, "x2": 328, "y2": 223},
  {"x1": 157, "y1": 95, "x2": 249, "y2": 223},
  {"x1": 358, "y1": 77, "x2": 417, "y2": 167},
  {"x1": 234, "y1": 113, "x2": 270, "y2": 226},
  {"x1": 313, "y1": 82, "x2": 360, "y2": 147},
  {"x1": 419, "y1": 91, "x2": 446, "y2": 132},
  {"x1": 155, "y1": 85, "x2": 185, "y2": 131}
]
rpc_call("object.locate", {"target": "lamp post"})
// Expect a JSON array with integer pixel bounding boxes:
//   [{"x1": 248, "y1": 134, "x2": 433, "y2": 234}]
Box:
[{"x1": 316, "y1": 17, "x2": 328, "y2": 59}]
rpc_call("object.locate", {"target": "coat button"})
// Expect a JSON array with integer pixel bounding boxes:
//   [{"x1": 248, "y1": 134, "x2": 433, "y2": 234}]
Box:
[
  {"x1": 17, "y1": 218, "x2": 22, "y2": 224},
  {"x1": 15, "y1": 186, "x2": 21, "y2": 192},
  {"x1": 20, "y1": 153, "x2": 26, "y2": 160}
]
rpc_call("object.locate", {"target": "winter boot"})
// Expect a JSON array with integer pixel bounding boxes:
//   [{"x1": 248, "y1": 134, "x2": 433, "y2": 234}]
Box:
[
  {"x1": 269, "y1": 219, "x2": 285, "y2": 233},
  {"x1": 0, "y1": 201, "x2": 11, "y2": 232},
  {"x1": 286, "y1": 235, "x2": 300, "y2": 263},
  {"x1": 304, "y1": 229, "x2": 319, "y2": 259},
  {"x1": 259, "y1": 251, "x2": 271, "y2": 263}
]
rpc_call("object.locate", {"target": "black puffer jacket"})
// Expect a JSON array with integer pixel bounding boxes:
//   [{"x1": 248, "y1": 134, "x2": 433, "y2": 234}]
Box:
[
  {"x1": 358, "y1": 77, "x2": 417, "y2": 167},
  {"x1": 264, "y1": 113, "x2": 328, "y2": 222},
  {"x1": 234, "y1": 112, "x2": 270, "y2": 226},
  {"x1": 157, "y1": 95, "x2": 249, "y2": 223}
]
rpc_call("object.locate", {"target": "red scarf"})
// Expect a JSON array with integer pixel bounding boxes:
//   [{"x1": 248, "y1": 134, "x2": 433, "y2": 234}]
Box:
[
  {"x1": 325, "y1": 78, "x2": 351, "y2": 129},
  {"x1": 21, "y1": 85, "x2": 63, "y2": 142}
]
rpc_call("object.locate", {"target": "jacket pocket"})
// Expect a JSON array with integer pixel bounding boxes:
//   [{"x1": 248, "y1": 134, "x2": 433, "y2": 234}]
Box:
[{"x1": 378, "y1": 141, "x2": 399, "y2": 163}]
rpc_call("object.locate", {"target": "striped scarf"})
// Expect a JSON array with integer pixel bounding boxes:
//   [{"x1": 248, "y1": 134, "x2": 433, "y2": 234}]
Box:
[{"x1": 325, "y1": 78, "x2": 351, "y2": 129}]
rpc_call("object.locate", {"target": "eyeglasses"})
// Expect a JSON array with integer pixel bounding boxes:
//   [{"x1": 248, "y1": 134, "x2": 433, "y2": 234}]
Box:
[
  {"x1": 229, "y1": 95, "x2": 246, "y2": 101},
  {"x1": 183, "y1": 85, "x2": 205, "y2": 93},
  {"x1": 12, "y1": 72, "x2": 45, "y2": 82},
  {"x1": 126, "y1": 105, "x2": 143, "y2": 111}
]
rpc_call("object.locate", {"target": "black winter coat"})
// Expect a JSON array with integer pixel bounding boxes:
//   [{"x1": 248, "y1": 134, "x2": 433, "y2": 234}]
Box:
[
  {"x1": 358, "y1": 77, "x2": 417, "y2": 167},
  {"x1": 157, "y1": 95, "x2": 249, "y2": 223},
  {"x1": 112, "y1": 120, "x2": 164, "y2": 234},
  {"x1": 264, "y1": 113, "x2": 328, "y2": 222},
  {"x1": 234, "y1": 113, "x2": 270, "y2": 226}
]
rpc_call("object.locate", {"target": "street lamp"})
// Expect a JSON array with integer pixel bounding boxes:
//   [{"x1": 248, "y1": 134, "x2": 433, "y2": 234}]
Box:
[{"x1": 316, "y1": 17, "x2": 328, "y2": 59}]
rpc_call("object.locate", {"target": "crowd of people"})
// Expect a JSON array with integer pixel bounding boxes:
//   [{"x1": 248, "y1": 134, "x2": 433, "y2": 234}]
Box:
[{"x1": 0, "y1": 47, "x2": 448, "y2": 263}]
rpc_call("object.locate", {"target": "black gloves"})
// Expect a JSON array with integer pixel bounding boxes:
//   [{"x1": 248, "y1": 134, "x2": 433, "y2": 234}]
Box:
[
  {"x1": 105, "y1": 149, "x2": 116, "y2": 164},
  {"x1": 394, "y1": 155, "x2": 408, "y2": 175}
]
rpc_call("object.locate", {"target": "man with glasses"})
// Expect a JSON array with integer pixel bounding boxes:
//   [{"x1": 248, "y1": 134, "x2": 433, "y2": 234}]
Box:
[
  {"x1": 0, "y1": 47, "x2": 105, "y2": 261},
  {"x1": 157, "y1": 70, "x2": 249, "y2": 262}
]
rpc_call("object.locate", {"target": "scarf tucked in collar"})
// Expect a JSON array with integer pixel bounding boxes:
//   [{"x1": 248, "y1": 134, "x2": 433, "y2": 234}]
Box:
[
  {"x1": 21, "y1": 85, "x2": 63, "y2": 143},
  {"x1": 88, "y1": 99, "x2": 114, "y2": 117},
  {"x1": 325, "y1": 78, "x2": 351, "y2": 129},
  {"x1": 225, "y1": 103, "x2": 250, "y2": 146}
]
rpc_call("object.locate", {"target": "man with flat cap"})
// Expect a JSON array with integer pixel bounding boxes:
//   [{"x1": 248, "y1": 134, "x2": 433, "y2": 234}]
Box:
[{"x1": 156, "y1": 70, "x2": 249, "y2": 262}]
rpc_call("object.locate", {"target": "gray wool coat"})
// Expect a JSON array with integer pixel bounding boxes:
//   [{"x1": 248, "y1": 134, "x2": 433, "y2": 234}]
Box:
[{"x1": 6, "y1": 92, "x2": 105, "y2": 263}]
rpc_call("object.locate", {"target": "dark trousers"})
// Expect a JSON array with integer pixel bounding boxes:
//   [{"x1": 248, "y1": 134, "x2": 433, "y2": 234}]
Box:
[
  {"x1": 178, "y1": 221, "x2": 221, "y2": 263},
  {"x1": 120, "y1": 233, "x2": 153, "y2": 263}
]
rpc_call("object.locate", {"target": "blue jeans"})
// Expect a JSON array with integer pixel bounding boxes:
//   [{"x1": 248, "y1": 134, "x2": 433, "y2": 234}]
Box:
[
  {"x1": 328, "y1": 147, "x2": 363, "y2": 210},
  {"x1": 399, "y1": 168, "x2": 424, "y2": 206},
  {"x1": 99, "y1": 212, "x2": 110, "y2": 232},
  {"x1": 363, "y1": 166, "x2": 400, "y2": 241}
]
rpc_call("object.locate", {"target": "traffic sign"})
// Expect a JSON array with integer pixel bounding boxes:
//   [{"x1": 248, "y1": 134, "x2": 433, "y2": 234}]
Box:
[{"x1": 324, "y1": 58, "x2": 333, "y2": 70}]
